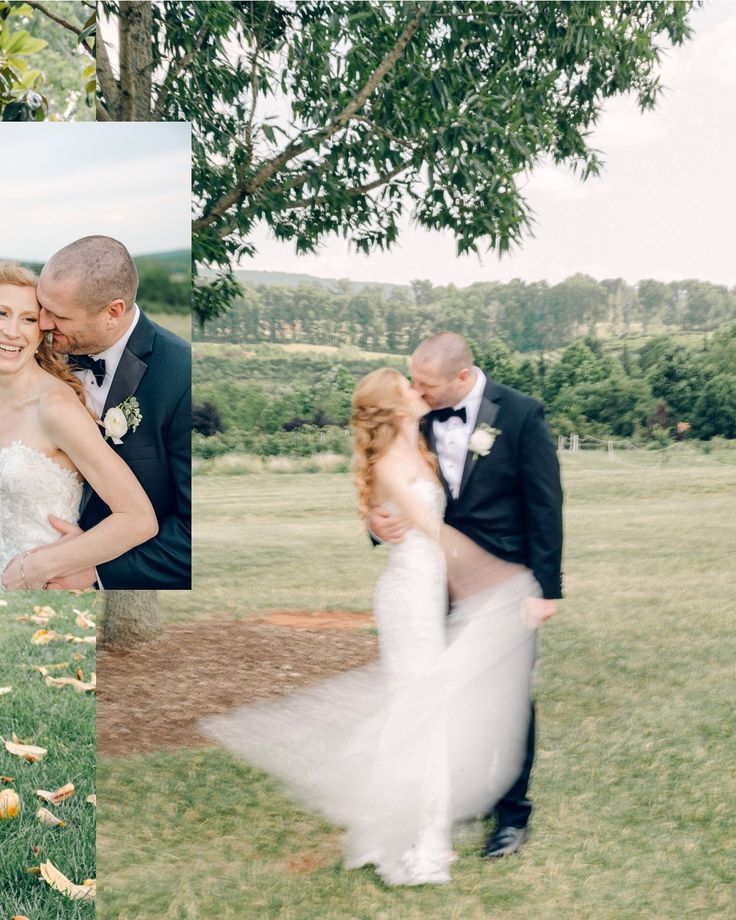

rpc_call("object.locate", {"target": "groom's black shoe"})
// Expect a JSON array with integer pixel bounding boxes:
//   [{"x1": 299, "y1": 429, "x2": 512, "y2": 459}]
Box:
[{"x1": 482, "y1": 825, "x2": 529, "y2": 858}]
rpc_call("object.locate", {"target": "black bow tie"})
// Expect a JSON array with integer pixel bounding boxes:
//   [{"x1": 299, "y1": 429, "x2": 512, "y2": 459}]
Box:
[
  {"x1": 431, "y1": 406, "x2": 467, "y2": 424},
  {"x1": 71, "y1": 354, "x2": 106, "y2": 387}
]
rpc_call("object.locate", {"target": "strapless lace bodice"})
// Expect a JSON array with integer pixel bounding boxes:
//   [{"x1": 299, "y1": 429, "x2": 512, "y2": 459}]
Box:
[{"x1": 0, "y1": 441, "x2": 83, "y2": 583}]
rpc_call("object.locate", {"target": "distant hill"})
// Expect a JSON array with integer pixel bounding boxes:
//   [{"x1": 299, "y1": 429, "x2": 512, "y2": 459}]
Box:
[
  {"x1": 4, "y1": 249, "x2": 190, "y2": 275},
  {"x1": 234, "y1": 269, "x2": 406, "y2": 295},
  {"x1": 133, "y1": 249, "x2": 190, "y2": 273}
]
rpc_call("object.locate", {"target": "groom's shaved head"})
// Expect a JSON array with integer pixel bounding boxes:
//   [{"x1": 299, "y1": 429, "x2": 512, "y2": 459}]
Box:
[
  {"x1": 410, "y1": 332, "x2": 476, "y2": 409},
  {"x1": 413, "y1": 332, "x2": 473, "y2": 379},
  {"x1": 43, "y1": 236, "x2": 138, "y2": 313}
]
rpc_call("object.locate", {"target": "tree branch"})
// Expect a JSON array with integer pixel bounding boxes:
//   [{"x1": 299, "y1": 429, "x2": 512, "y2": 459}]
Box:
[
  {"x1": 152, "y1": 23, "x2": 210, "y2": 119},
  {"x1": 26, "y1": 1, "x2": 94, "y2": 54},
  {"x1": 213, "y1": 160, "x2": 413, "y2": 239},
  {"x1": 285, "y1": 161, "x2": 413, "y2": 210},
  {"x1": 95, "y1": 32, "x2": 120, "y2": 115},
  {"x1": 194, "y1": 3, "x2": 428, "y2": 232},
  {"x1": 95, "y1": 100, "x2": 112, "y2": 120}
]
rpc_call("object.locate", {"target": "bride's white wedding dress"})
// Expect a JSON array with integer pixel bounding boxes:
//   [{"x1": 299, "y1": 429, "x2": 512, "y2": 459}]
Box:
[
  {"x1": 201, "y1": 478, "x2": 539, "y2": 886},
  {"x1": 0, "y1": 441, "x2": 83, "y2": 586}
]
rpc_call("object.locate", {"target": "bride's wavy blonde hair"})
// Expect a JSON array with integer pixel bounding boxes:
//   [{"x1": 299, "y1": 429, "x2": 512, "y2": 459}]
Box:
[
  {"x1": 351, "y1": 367, "x2": 438, "y2": 518},
  {"x1": 0, "y1": 261, "x2": 87, "y2": 408}
]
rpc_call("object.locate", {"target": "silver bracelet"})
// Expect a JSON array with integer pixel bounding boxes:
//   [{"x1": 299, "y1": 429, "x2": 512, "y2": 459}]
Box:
[{"x1": 19, "y1": 552, "x2": 33, "y2": 590}]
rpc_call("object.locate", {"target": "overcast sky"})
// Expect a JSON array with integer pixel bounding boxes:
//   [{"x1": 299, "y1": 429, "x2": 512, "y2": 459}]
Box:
[
  {"x1": 247, "y1": 1, "x2": 736, "y2": 288},
  {"x1": 0, "y1": 122, "x2": 190, "y2": 262}
]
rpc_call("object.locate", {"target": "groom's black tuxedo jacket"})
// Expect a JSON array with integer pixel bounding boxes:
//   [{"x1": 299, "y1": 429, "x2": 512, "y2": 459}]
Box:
[
  {"x1": 78, "y1": 311, "x2": 192, "y2": 589},
  {"x1": 422, "y1": 378, "x2": 563, "y2": 599}
]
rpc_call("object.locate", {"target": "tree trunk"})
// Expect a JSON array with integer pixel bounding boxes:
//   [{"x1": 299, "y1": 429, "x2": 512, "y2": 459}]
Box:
[
  {"x1": 102, "y1": 590, "x2": 161, "y2": 647},
  {"x1": 118, "y1": 1, "x2": 153, "y2": 120}
]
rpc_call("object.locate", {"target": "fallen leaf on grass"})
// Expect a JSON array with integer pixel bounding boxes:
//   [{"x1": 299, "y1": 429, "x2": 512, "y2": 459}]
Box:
[
  {"x1": 2, "y1": 776, "x2": 14, "y2": 784},
  {"x1": 44, "y1": 672, "x2": 96, "y2": 693},
  {"x1": 86, "y1": 794, "x2": 96, "y2": 806},
  {"x1": 36, "y1": 783, "x2": 74, "y2": 805},
  {"x1": 65, "y1": 634, "x2": 96, "y2": 645},
  {"x1": 0, "y1": 686, "x2": 12, "y2": 695},
  {"x1": 0, "y1": 788, "x2": 21, "y2": 819},
  {"x1": 36, "y1": 806, "x2": 65, "y2": 827},
  {"x1": 33, "y1": 605, "x2": 56, "y2": 618},
  {"x1": 32, "y1": 845, "x2": 42, "y2": 856},
  {"x1": 30, "y1": 629, "x2": 64, "y2": 645},
  {"x1": 32, "y1": 662, "x2": 71, "y2": 676},
  {"x1": 2, "y1": 736, "x2": 47, "y2": 763},
  {"x1": 39, "y1": 861, "x2": 96, "y2": 901},
  {"x1": 73, "y1": 609, "x2": 95, "y2": 629}
]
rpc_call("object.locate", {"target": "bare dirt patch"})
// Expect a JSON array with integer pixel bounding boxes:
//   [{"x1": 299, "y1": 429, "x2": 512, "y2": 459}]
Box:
[
  {"x1": 259, "y1": 610, "x2": 374, "y2": 630},
  {"x1": 96, "y1": 617, "x2": 378, "y2": 757}
]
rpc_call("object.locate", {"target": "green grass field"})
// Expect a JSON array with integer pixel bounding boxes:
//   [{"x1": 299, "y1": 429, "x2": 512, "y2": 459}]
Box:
[
  {"x1": 0, "y1": 592, "x2": 97, "y2": 919},
  {"x1": 99, "y1": 454, "x2": 735, "y2": 918},
  {"x1": 151, "y1": 312, "x2": 192, "y2": 342}
]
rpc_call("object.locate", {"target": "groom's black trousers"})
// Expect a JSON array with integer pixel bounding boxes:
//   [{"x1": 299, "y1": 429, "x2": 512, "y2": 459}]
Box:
[{"x1": 490, "y1": 701, "x2": 535, "y2": 828}]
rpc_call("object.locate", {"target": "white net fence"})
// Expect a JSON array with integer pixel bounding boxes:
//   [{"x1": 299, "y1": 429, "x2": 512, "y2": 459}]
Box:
[{"x1": 557, "y1": 434, "x2": 736, "y2": 468}]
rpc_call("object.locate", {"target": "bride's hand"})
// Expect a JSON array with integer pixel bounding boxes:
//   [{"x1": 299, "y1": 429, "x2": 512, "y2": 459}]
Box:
[
  {"x1": 1, "y1": 550, "x2": 49, "y2": 590},
  {"x1": 367, "y1": 506, "x2": 410, "y2": 543}
]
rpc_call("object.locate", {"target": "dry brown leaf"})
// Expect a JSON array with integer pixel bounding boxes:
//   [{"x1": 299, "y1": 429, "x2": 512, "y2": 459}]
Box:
[
  {"x1": 39, "y1": 860, "x2": 96, "y2": 901},
  {"x1": 36, "y1": 806, "x2": 65, "y2": 827},
  {"x1": 0, "y1": 686, "x2": 12, "y2": 695},
  {"x1": 86, "y1": 794, "x2": 96, "y2": 806},
  {"x1": 65, "y1": 634, "x2": 96, "y2": 645},
  {"x1": 36, "y1": 783, "x2": 74, "y2": 805},
  {"x1": 30, "y1": 629, "x2": 64, "y2": 645},
  {"x1": 73, "y1": 609, "x2": 95, "y2": 629},
  {"x1": 2, "y1": 736, "x2": 47, "y2": 763},
  {"x1": 44, "y1": 674, "x2": 96, "y2": 693},
  {"x1": 32, "y1": 661, "x2": 70, "y2": 675},
  {"x1": 32, "y1": 845, "x2": 42, "y2": 856},
  {"x1": 0, "y1": 788, "x2": 21, "y2": 820},
  {"x1": 1, "y1": 776, "x2": 14, "y2": 784},
  {"x1": 33, "y1": 605, "x2": 56, "y2": 618}
]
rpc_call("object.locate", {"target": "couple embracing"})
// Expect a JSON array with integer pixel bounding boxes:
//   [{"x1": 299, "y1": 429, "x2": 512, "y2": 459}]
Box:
[
  {"x1": 204, "y1": 331, "x2": 563, "y2": 887},
  {"x1": 0, "y1": 235, "x2": 191, "y2": 591}
]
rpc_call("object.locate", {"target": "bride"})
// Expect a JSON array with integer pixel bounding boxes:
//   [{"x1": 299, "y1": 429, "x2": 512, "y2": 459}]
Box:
[
  {"x1": 0, "y1": 262, "x2": 158, "y2": 590},
  {"x1": 202, "y1": 367, "x2": 539, "y2": 886}
]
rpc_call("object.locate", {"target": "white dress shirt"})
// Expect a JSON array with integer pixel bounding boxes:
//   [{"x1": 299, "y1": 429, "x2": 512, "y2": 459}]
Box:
[
  {"x1": 432, "y1": 367, "x2": 487, "y2": 499},
  {"x1": 74, "y1": 304, "x2": 141, "y2": 420}
]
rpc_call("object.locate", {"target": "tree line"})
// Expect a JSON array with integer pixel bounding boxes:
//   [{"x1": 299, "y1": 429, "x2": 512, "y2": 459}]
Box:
[
  {"x1": 194, "y1": 274, "x2": 736, "y2": 354},
  {"x1": 192, "y1": 321, "x2": 736, "y2": 460}
]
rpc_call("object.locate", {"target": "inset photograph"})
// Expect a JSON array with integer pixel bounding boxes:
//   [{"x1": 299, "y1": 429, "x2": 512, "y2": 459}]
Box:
[{"x1": 0, "y1": 121, "x2": 192, "y2": 591}]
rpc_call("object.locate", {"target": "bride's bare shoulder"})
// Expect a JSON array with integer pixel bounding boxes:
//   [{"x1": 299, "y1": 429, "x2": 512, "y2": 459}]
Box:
[{"x1": 37, "y1": 375, "x2": 89, "y2": 427}]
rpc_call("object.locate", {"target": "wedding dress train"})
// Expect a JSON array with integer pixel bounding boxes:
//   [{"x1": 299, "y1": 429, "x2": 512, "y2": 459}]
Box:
[
  {"x1": 201, "y1": 478, "x2": 538, "y2": 885},
  {"x1": 0, "y1": 440, "x2": 83, "y2": 584}
]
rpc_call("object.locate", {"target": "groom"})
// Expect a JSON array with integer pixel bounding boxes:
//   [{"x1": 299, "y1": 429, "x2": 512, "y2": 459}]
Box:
[
  {"x1": 34, "y1": 235, "x2": 191, "y2": 590},
  {"x1": 370, "y1": 331, "x2": 563, "y2": 858}
]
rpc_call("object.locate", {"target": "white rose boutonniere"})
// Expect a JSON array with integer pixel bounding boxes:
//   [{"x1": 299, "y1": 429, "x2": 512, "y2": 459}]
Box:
[
  {"x1": 101, "y1": 396, "x2": 143, "y2": 445},
  {"x1": 468, "y1": 423, "x2": 501, "y2": 461}
]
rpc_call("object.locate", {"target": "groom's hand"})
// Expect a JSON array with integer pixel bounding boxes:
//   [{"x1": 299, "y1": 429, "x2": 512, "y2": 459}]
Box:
[
  {"x1": 367, "y1": 506, "x2": 409, "y2": 543},
  {"x1": 523, "y1": 597, "x2": 556, "y2": 627}
]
